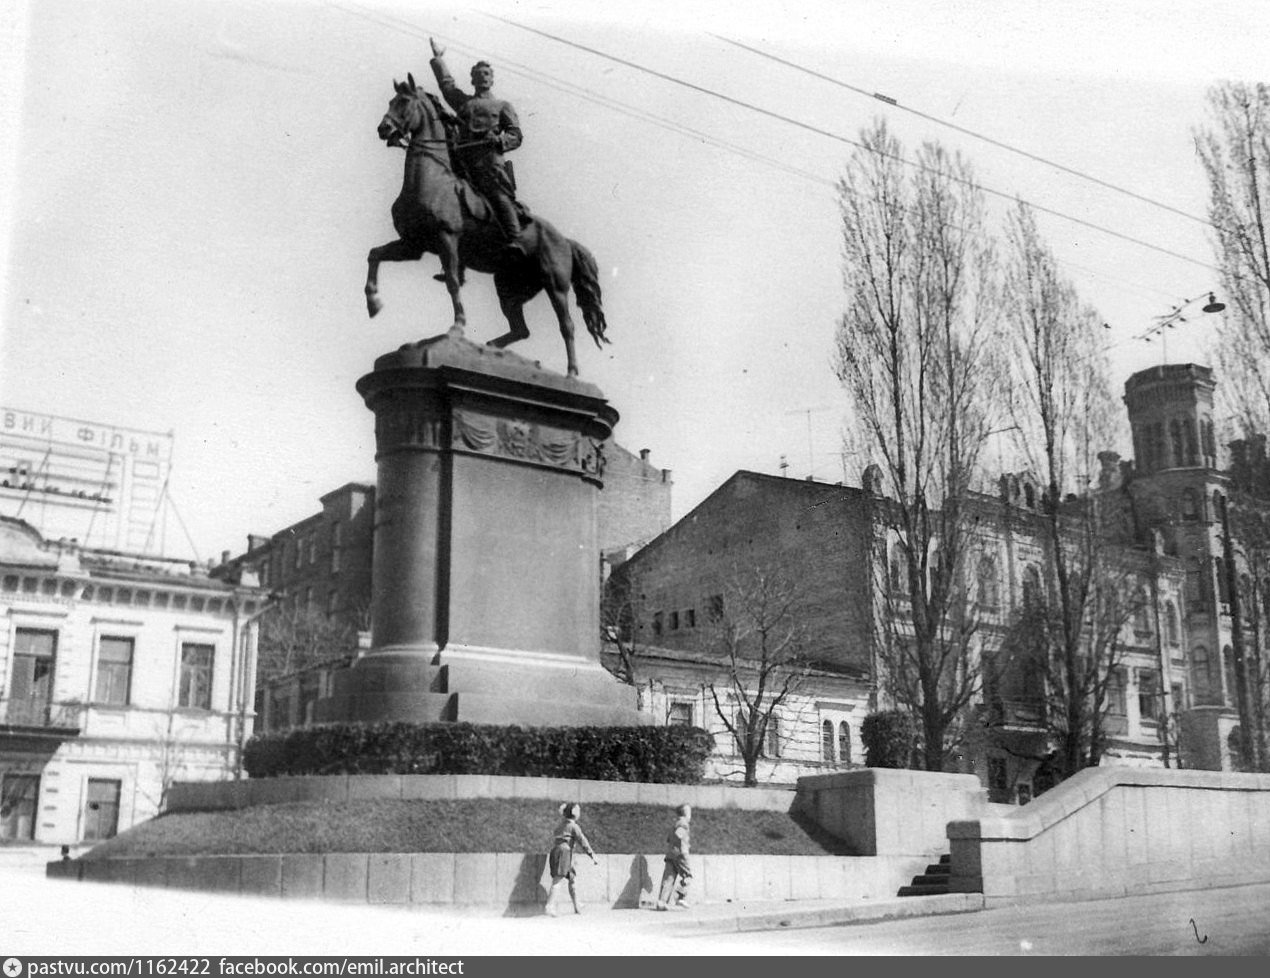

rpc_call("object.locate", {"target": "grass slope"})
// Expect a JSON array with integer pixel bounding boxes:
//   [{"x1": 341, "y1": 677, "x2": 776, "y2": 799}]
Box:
[{"x1": 84, "y1": 799, "x2": 857, "y2": 859}]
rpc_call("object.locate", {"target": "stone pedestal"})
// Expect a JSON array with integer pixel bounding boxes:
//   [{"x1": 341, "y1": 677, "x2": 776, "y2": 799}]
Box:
[{"x1": 313, "y1": 331, "x2": 645, "y2": 727}]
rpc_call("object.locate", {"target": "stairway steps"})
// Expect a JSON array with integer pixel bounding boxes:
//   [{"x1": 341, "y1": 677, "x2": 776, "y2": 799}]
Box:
[
  {"x1": 897, "y1": 883, "x2": 950, "y2": 897},
  {"x1": 898, "y1": 852, "x2": 953, "y2": 898}
]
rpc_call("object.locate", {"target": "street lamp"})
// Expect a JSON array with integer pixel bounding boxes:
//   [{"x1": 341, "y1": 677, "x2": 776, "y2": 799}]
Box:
[{"x1": 1134, "y1": 292, "x2": 1226, "y2": 360}]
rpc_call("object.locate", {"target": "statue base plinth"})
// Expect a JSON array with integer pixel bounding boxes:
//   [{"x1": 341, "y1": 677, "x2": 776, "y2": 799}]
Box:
[{"x1": 312, "y1": 332, "x2": 646, "y2": 728}]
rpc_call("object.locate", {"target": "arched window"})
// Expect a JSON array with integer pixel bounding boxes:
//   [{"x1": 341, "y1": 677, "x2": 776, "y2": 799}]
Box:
[
  {"x1": 1023, "y1": 484, "x2": 1036, "y2": 509},
  {"x1": 1132, "y1": 587, "x2": 1152, "y2": 634},
  {"x1": 1201, "y1": 418, "x2": 1216, "y2": 460},
  {"x1": 821, "y1": 720, "x2": 835, "y2": 762},
  {"x1": 1151, "y1": 423, "x2": 1166, "y2": 469},
  {"x1": 977, "y1": 554, "x2": 999, "y2": 612},
  {"x1": 1184, "y1": 419, "x2": 1198, "y2": 465},
  {"x1": 838, "y1": 722, "x2": 851, "y2": 764},
  {"x1": 1216, "y1": 558, "x2": 1230, "y2": 605},
  {"x1": 1192, "y1": 645, "x2": 1211, "y2": 701},
  {"x1": 889, "y1": 542, "x2": 909, "y2": 596},
  {"x1": 1022, "y1": 565, "x2": 1042, "y2": 609},
  {"x1": 1170, "y1": 420, "x2": 1184, "y2": 466},
  {"x1": 1164, "y1": 600, "x2": 1179, "y2": 646}
]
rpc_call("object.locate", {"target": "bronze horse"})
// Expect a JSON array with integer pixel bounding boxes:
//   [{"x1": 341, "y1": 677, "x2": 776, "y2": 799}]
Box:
[{"x1": 366, "y1": 74, "x2": 609, "y2": 377}]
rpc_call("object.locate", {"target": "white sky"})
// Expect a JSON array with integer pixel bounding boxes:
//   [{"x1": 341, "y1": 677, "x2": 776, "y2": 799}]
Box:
[{"x1": 1, "y1": 0, "x2": 1267, "y2": 562}]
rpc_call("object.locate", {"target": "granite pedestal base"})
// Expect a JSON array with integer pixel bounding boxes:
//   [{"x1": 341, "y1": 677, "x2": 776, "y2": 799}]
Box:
[{"x1": 312, "y1": 331, "x2": 645, "y2": 727}]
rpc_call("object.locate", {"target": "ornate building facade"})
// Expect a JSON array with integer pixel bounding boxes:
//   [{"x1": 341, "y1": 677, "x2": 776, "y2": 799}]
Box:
[{"x1": 0, "y1": 517, "x2": 267, "y2": 845}]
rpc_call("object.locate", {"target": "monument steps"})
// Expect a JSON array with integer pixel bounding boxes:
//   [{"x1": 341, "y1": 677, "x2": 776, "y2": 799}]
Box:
[{"x1": 897, "y1": 853, "x2": 952, "y2": 897}]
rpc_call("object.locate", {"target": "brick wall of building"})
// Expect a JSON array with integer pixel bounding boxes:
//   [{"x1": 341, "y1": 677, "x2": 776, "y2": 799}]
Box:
[
  {"x1": 598, "y1": 442, "x2": 673, "y2": 555},
  {"x1": 618, "y1": 472, "x2": 875, "y2": 676}
]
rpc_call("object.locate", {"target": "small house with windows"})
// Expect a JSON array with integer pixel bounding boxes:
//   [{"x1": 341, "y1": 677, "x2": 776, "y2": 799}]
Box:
[{"x1": 0, "y1": 517, "x2": 267, "y2": 845}]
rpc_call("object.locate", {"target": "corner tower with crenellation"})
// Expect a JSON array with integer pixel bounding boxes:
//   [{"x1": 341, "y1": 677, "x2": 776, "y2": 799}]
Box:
[{"x1": 1123, "y1": 363, "x2": 1240, "y2": 768}]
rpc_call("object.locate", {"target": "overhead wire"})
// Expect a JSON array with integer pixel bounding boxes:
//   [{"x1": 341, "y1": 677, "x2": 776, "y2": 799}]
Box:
[
  {"x1": 333, "y1": 1, "x2": 833, "y2": 188},
  {"x1": 334, "y1": 2, "x2": 1219, "y2": 327},
  {"x1": 483, "y1": 14, "x2": 1217, "y2": 274},
  {"x1": 711, "y1": 33, "x2": 1211, "y2": 229}
]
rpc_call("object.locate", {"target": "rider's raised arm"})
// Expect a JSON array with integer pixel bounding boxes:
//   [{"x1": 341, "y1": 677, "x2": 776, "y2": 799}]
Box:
[{"x1": 429, "y1": 44, "x2": 467, "y2": 111}]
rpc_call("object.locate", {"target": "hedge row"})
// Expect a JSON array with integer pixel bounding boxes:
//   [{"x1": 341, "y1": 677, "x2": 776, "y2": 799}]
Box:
[
  {"x1": 861, "y1": 710, "x2": 920, "y2": 769},
  {"x1": 241, "y1": 721, "x2": 717, "y2": 784}
]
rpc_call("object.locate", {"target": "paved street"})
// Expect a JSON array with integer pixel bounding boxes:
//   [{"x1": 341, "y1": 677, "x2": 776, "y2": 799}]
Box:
[
  {"x1": 2, "y1": 848, "x2": 1268, "y2": 956},
  {"x1": 720, "y1": 883, "x2": 1270, "y2": 955}
]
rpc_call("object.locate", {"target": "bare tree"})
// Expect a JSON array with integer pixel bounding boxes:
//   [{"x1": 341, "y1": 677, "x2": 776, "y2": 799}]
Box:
[
  {"x1": 702, "y1": 563, "x2": 813, "y2": 787},
  {"x1": 1195, "y1": 82, "x2": 1270, "y2": 437},
  {"x1": 256, "y1": 605, "x2": 356, "y2": 683},
  {"x1": 600, "y1": 563, "x2": 645, "y2": 684},
  {"x1": 835, "y1": 119, "x2": 1002, "y2": 770},
  {"x1": 1000, "y1": 200, "x2": 1137, "y2": 779}
]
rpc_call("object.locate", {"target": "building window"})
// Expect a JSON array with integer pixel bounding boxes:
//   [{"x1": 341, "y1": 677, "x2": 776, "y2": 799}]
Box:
[
  {"x1": 667, "y1": 701, "x2": 693, "y2": 727},
  {"x1": 889, "y1": 542, "x2": 908, "y2": 595},
  {"x1": 1108, "y1": 669, "x2": 1127, "y2": 716},
  {"x1": 331, "y1": 522, "x2": 342, "y2": 573},
  {"x1": 838, "y1": 721, "x2": 851, "y2": 764},
  {"x1": 987, "y1": 757, "x2": 1009, "y2": 803},
  {"x1": 1171, "y1": 682, "x2": 1185, "y2": 714},
  {"x1": 707, "y1": 595, "x2": 724, "y2": 621},
  {"x1": 1181, "y1": 489, "x2": 1198, "y2": 521},
  {"x1": 178, "y1": 643, "x2": 214, "y2": 710},
  {"x1": 0, "y1": 774, "x2": 40, "y2": 841},
  {"x1": 821, "y1": 720, "x2": 835, "y2": 762},
  {"x1": 293, "y1": 539, "x2": 302, "y2": 570},
  {"x1": 733, "y1": 710, "x2": 779, "y2": 756},
  {"x1": 977, "y1": 555, "x2": 999, "y2": 612},
  {"x1": 1137, "y1": 669, "x2": 1160, "y2": 723},
  {"x1": 1223, "y1": 646, "x2": 1237, "y2": 707},
  {"x1": 308, "y1": 537, "x2": 318, "y2": 565},
  {"x1": 95, "y1": 637, "x2": 134, "y2": 706},
  {"x1": 764, "y1": 717, "x2": 781, "y2": 758},
  {"x1": 8, "y1": 628, "x2": 57, "y2": 725},
  {"x1": 326, "y1": 591, "x2": 338, "y2": 617},
  {"x1": 669, "y1": 611, "x2": 679, "y2": 631},
  {"x1": 685, "y1": 608, "x2": 696, "y2": 628},
  {"x1": 652, "y1": 612, "x2": 663, "y2": 637},
  {"x1": 1132, "y1": 588, "x2": 1152, "y2": 635},
  {"x1": 82, "y1": 778, "x2": 121, "y2": 842},
  {"x1": 1164, "y1": 600, "x2": 1179, "y2": 646},
  {"x1": 1022, "y1": 565, "x2": 1042, "y2": 610},
  {"x1": 1192, "y1": 645, "x2": 1213, "y2": 702}
]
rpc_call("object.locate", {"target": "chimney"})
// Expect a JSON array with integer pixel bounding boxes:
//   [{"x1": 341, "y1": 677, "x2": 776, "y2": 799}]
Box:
[{"x1": 639, "y1": 448, "x2": 651, "y2": 462}]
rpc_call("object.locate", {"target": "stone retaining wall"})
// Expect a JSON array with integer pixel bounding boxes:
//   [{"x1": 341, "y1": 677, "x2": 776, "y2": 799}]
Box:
[
  {"x1": 947, "y1": 767, "x2": 1270, "y2": 905},
  {"x1": 165, "y1": 775, "x2": 796, "y2": 814},
  {"x1": 795, "y1": 768, "x2": 990, "y2": 856},
  {"x1": 48, "y1": 851, "x2": 927, "y2": 909}
]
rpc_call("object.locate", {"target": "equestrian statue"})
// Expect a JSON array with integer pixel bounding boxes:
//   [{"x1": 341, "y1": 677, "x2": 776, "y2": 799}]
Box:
[{"x1": 364, "y1": 39, "x2": 610, "y2": 378}]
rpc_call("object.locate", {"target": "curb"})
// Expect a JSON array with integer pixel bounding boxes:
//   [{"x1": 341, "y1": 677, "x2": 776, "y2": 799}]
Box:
[{"x1": 673, "y1": 893, "x2": 986, "y2": 934}]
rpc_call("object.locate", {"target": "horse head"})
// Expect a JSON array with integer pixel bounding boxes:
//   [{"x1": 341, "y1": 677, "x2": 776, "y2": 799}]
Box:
[{"x1": 377, "y1": 73, "x2": 444, "y2": 150}]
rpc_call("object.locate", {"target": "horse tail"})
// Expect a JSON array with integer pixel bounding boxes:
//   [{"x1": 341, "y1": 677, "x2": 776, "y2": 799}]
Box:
[{"x1": 569, "y1": 239, "x2": 610, "y2": 348}]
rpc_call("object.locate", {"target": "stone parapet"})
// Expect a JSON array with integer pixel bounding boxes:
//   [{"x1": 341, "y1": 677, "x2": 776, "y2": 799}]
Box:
[
  {"x1": 946, "y1": 767, "x2": 1270, "y2": 905},
  {"x1": 795, "y1": 768, "x2": 990, "y2": 856}
]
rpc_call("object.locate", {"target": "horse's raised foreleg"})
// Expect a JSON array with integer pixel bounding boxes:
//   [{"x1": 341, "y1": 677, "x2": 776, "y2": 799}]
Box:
[
  {"x1": 437, "y1": 234, "x2": 466, "y2": 335},
  {"x1": 365, "y1": 240, "x2": 425, "y2": 318},
  {"x1": 545, "y1": 287, "x2": 579, "y2": 378}
]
